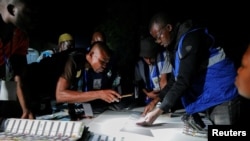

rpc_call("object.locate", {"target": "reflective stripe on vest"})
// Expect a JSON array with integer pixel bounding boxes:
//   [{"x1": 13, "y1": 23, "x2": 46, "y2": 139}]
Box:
[{"x1": 174, "y1": 28, "x2": 238, "y2": 114}]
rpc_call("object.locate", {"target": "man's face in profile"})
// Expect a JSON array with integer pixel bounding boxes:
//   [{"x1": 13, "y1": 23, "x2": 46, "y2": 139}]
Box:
[
  {"x1": 90, "y1": 45, "x2": 110, "y2": 73},
  {"x1": 235, "y1": 47, "x2": 250, "y2": 99}
]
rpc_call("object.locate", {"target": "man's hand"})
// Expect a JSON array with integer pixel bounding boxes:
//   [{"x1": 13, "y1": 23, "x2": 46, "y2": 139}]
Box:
[
  {"x1": 99, "y1": 89, "x2": 122, "y2": 103},
  {"x1": 21, "y1": 110, "x2": 34, "y2": 119},
  {"x1": 136, "y1": 108, "x2": 163, "y2": 126},
  {"x1": 142, "y1": 97, "x2": 160, "y2": 116},
  {"x1": 142, "y1": 102, "x2": 156, "y2": 116},
  {"x1": 142, "y1": 89, "x2": 159, "y2": 99}
]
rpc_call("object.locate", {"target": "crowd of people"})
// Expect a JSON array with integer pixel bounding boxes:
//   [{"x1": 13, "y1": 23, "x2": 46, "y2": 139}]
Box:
[{"x1": 1, "y1": 0, "x2": 250, "y2": 138}]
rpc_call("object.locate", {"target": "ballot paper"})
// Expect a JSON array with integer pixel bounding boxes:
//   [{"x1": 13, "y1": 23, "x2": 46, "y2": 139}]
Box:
[{"x1": 0, "y1": 118, "x2": 85, "y2": 141}]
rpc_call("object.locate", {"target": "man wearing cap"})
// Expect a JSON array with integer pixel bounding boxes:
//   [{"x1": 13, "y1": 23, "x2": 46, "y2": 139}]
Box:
[
  {"x1": 58, "y1": 33, "x2": 74, "y2": 52},
  {"x1": 134, "y1": 36, "x2": 172, "y2": 113},
  {"x1": 36, "y1": 33, "x2": 74, "y2": 62}
]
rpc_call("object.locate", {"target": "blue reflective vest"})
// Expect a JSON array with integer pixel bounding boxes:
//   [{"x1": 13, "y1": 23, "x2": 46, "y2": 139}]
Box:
[{"x1": 173, "y1": 28, "x2": 238, "y2": 114}]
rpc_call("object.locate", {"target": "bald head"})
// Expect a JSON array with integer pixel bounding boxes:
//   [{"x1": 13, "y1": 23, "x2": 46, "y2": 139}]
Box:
[{"x1": 91, "y1": 31, "x2": 106, "y2": 45}]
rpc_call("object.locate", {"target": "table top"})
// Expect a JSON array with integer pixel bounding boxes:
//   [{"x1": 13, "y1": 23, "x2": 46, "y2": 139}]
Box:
[{"x1": 81, "y1": 107, "x2": 208, "y2": 141}]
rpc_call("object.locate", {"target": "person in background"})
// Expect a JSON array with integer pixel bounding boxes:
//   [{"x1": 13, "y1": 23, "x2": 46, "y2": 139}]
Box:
[
  {"x1": 37, "y1": 33, "x2": 74, "y2": 62},
  {"x1": 0, "y1": 19, "x2": 31, "y2": 119},
  {"x1": 137, "y1": 12, "x2": 239, "y2": 131},
  {"x1": 26, "y1": 47, "x2": 39, "y2": 64},
  {"x1": 57, "y1": 33, "x2": 74, "y2": 52},
  {"x1": 90, "y1": 31, "x2": 106, "y2": 45},
  {"x1": 134, "y1": 36, "x2": 172, "y2": 111}
]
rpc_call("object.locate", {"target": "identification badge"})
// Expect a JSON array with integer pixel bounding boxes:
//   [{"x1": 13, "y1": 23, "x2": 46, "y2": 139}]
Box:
[
  {"x1": 152, "y1": 77, "x2": 160, "y2": 91},
  {"x1": 93, "y1": 79, "x2": 102, "y2": 89}
]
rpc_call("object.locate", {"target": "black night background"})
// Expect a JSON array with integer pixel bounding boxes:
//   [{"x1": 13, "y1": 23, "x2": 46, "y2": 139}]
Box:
[{"x1": 27, "y1": 0, "x2": 250, "y2": 78}]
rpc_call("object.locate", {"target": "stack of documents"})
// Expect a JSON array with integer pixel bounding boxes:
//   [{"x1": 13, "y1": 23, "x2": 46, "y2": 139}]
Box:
[{"x1": 0, "y1": 118, "x2": 85, "y2": 140}]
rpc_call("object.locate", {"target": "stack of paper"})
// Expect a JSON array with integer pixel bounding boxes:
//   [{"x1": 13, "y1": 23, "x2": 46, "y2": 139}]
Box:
[{"x1": 0, "y1": 118, "x2": 85, "y2": 141}]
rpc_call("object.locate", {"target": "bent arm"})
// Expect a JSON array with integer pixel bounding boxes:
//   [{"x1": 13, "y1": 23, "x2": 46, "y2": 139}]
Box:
[
  {"x1": 56, "y1": 77, "x2": 121, "y2": 103},
  {"x1": 159, "y1": 32, "x2": 202, "y2": 112},
  {"x1": 159, "y1": 73, "x2": 167, "y2": 89},
  {"x1": 56, "y1": 77, "x2": 101, "y2": 103},
  {"x1": 15, "y1": 75, "x2": 34, "y2": 119}
]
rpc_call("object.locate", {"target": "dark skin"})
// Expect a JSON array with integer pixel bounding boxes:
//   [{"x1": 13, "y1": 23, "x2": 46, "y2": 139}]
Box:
[
  {"x1": 91, "y1": 31, "x2": 106, "y2": 44},
  {"x1": 235, "y1": 46, "x2": 250, "y2": 99},
  {"x1": 137, "y1": 21, "x2": 173, "y2": 126},
  {"x1": 141, "y1": 57, "x2": 168, "y2": 116},
  {"x1": 0, "y1": 23, "x2": 33, "y2": 119},
  {"x1": 0, "y1": 0, "x2": 47, "y2": 37},
  {"x1": 56, "y1": 44, "x2": 121, "y2": 104},
  {"x1": 0, "y1": 0, "x2": 33, "y2": 33}
]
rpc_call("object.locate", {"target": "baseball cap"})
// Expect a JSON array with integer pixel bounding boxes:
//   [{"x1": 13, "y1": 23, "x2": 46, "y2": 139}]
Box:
[{"x1": 139, "y1": 37, "x2": 158, "y2": 58}]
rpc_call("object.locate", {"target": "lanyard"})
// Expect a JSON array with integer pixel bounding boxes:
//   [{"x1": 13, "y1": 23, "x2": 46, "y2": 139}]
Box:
[{"x1": 83, "y1": 69, "x2": 88, "y2": 92}]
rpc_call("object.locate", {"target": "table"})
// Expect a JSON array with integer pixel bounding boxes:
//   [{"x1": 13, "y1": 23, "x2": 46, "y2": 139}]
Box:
[{"x1": 81, "y1": 107, "x2": 208, "y2": 141}]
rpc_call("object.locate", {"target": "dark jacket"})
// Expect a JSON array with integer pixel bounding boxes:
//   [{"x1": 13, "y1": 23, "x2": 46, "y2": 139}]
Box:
[{"x1": 158, "y1": 20, "x2": 238, "y2": 113}]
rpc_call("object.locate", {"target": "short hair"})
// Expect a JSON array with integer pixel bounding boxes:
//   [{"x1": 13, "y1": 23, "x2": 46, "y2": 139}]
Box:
[
  {"x1": 91, "y1": 31, "x2": 107, "y2": 43},
  {"x1": 90, "y1": 41, "x2": 112, "y2": 57},
  {"x1": 148, "y1": 12, "x2": 177, "y2": 30},
  {"x1": 97, "y1": 31, "x2": 106, "y2": 42}
]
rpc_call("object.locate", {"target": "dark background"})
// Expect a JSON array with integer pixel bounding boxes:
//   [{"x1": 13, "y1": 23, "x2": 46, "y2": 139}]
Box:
[
  {"x1": 28, "y1": 0, "x2": 250, "y2": 74},
  {"x1": 33, "y1": 0, "x2": 250, "y2": 44}
]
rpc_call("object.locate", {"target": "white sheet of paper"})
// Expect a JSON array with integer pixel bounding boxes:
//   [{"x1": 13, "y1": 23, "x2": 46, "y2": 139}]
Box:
[{"x1": 82, "y1": 103, "x2": 94, "y2": 117}]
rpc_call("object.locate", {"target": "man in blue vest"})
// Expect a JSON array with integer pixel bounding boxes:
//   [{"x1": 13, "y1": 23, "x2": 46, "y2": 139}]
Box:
[
  {"x1": 137, "y1": 12, "x2": 240, "y2": 130},
  {"x1": 135, "y1": 36, "x2": 173, "y2": 110}
]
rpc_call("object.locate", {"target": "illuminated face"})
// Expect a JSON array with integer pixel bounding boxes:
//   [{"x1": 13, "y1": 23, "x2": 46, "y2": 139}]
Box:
[
  {"x1": 58, "y1": 40, "x2": 74, "y2": 52},
  {"x1": 90, "y1": 45, "x2": 110, "y2": 73},
  {"x1": 91, "y1": 32, "x2": 105, "y2": 44},
  {"x1": 143, "y1": 57, "x2": 155, "y2": 65},
  {"x1": 91, "y1": 36, "x2": 103, "y2": 44},
  {"x1": 235, "y1": 47, "x2": 250, "y2": 99},
  {"x1": 150, "y1": 23, "x2": 172, "y2": 48}
]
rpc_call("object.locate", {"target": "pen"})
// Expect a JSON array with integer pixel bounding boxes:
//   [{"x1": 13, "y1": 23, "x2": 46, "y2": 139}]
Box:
[{"x1": 121, "y1": 94, "x2": 133, "y2": 98}]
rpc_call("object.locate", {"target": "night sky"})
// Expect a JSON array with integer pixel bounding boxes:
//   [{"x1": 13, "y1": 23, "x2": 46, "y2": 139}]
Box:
[{"x1": 34, "y1": 1, "x2": 250, "y2": 39}]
